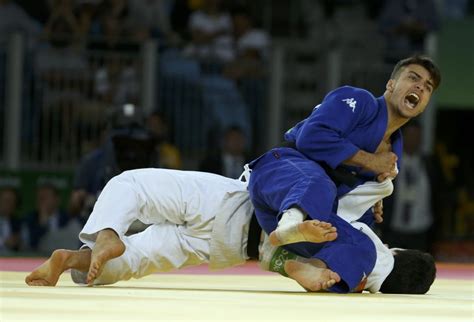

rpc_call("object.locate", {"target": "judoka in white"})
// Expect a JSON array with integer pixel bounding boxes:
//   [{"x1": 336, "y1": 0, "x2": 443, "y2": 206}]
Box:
[
  {"x1": 25, "y1": 168, "x2": 435, "y2": 293},
  {"x1": 25, "y1": 168, "x2": 337, "y2": 289}
]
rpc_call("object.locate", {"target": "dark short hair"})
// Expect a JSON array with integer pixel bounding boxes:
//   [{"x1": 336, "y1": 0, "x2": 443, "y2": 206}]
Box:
[
  {"x1": 390, "y1": 55, "x2": 441, "y2": 90},
  {"x1": 379, "y1": 249, "x2": 436, "y2": 294}
]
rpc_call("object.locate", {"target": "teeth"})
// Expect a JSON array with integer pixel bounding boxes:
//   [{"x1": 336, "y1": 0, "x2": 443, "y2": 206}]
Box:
[{"x1": 405, "y1": 93, "x2": 420, "y2": 108}]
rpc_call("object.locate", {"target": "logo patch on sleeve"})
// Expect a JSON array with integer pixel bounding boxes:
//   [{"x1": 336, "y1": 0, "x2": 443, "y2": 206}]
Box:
[{"x1": 342, "y1": 98, "x2": 357, "y2": 112}]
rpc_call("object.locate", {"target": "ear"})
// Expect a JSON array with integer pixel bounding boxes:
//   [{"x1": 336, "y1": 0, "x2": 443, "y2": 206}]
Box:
[{"x1": 386, "y1": 79, "x2": 395, "y2": 92}]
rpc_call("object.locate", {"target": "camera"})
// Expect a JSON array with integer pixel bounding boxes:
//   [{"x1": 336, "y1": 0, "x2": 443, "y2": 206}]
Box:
[{"x1": 103, "y1": 104, "x2": 157, "y2": 182}]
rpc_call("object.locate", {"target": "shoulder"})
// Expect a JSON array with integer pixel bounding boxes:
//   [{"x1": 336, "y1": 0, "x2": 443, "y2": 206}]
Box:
[
  {"x1": 325, "y1": 86, "x2": 379, "y2": 119},
  {"x1": 325, "y1": 86, "x2": 377, "y2": 103}
]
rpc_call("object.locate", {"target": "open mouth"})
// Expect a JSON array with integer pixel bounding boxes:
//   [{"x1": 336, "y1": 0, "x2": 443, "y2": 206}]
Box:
[{"x1": 404, "y1": 93, "x2": 420, "y2": 109}]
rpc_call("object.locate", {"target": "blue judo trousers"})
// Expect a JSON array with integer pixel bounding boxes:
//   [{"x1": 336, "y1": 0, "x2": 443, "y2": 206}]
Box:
[{"x1": 248, "y1": 148, "x2": 376, "y2": 293}]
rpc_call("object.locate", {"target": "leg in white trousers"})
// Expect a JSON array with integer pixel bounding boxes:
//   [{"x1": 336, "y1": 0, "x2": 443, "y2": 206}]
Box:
[
  {"x1": 72, "y1": 223, "x2": 212, "y2": 285},
  {"x1": 72, "y1": 169, "x2": 217, "y2": 285}
]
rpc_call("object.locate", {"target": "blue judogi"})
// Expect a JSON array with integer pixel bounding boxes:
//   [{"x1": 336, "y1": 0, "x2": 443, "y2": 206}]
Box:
[
  {"x1": 248, "y1": 86, "x2": 403, "y2": 292},
  {"x1": 284, "y1": 85, "x2": 402, "y2": 197}
]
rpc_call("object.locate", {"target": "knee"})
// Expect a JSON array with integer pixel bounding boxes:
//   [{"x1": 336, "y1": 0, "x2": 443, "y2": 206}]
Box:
[
  {"x1": 296, "y1": 177, "x2": 337, "y2": 220},
  {"x1": 307, "y1": 176, "x2": 337, "y2": 200}
]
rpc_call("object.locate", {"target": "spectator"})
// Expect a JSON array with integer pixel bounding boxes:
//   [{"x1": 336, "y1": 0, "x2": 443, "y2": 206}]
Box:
[
  {"x1": 382, "y1": 121, "x2": 434, "y2": 252},
  {"x1": 68, "y1": 123, "x2": 108, "y2": 221},
  {"x1": 184, "y1": 0, "x2": 234, "y2": 63},
  {"x1": 378, "y1": 0, "x2": 440, "y2": 63},
  {"x1": 88, "y1": 0, "x2": 142, "y2": 51},
  {"x1": 127, "y1": 0, "x2": 181, "y2": 46},
  {"x1": 453, "y1": 166, "x2": 474, "y2": 238},
  {"x1": 23, "y1": 183, "x2": 81, "y2": 253},
  {"x1": 34, "y1": 0, "x2": 89, "y2": 162},
  {"x1": 199, "y1": 125, "x2": 250, "y2": 179},
  {"x1": 43, "y1": 0, "x2": 81, "y2": 42},
  {"x1": 224, "y1": 6, "x2": 270, "y2": 80},
  {"x1": 0, "y1": 187, "x2": 22, "y2": 254},
  {"x1": 94, "y1": 56, "x2": 139, "y2": 106},
  {"x1": 74, "y1": 0, "x2": 100, "y2": 40},
  {"x1": 146, "y1": 111, "x2": 182, "y2": 169},
  {"x1": 430, "y1": 141, "x2": 460, "y2": 240}
]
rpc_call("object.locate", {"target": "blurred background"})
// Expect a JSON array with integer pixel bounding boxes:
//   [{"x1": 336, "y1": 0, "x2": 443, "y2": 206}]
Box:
[{"x1": 0, "y1": 0, "x2": 472, "y2": 261}]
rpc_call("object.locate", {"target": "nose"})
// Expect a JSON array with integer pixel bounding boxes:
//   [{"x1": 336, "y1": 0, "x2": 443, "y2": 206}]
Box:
[{"x1": 415, "y1": 83, "x2": 423, "y2": 91}]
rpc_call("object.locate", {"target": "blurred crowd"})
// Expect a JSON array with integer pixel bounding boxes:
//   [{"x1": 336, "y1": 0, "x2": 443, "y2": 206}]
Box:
[{"x1": 0, "y1": 0, "x2": 473, "y2": 259}]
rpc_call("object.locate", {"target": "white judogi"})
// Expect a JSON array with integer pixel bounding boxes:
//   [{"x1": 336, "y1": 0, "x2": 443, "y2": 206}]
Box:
[{"x1": 73, "y1": 169, "x2": 253, "y2": 285}]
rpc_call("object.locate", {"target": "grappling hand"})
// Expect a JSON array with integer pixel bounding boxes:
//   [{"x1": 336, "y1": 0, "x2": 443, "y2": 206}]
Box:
[
  {"x1": 367, "y1": 152, "x2": 398, "y2": 175},
  {"x1": 372, "y1": 200, "x2": 383, "y2": 223}
]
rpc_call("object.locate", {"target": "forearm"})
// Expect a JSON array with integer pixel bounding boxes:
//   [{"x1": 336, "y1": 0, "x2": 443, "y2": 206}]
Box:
[
  {"x1": 342, "y1": 150, "x2": 375, "y2": 170},
  {"x1": 342, "y1": 150, "x2": 397, "y2": 175}
]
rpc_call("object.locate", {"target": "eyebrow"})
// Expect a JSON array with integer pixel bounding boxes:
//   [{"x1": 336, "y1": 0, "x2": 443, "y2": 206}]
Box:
[{"x1": 408, "y1": 71, "x2": 434, "y2": 88}]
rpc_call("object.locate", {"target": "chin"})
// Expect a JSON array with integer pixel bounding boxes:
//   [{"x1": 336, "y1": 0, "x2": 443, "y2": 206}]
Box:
[
  {"x1": 403, "y1": 110, "x2": 418, "y2": 118},
  {"x1": 396, "y1": 107, "x2": 415, "y2": 119}
]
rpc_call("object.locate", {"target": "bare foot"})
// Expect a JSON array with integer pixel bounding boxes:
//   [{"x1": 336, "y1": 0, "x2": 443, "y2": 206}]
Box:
[
  {"x1": 269, "y1": 219, "x2": 337, "y2": 246},
  {"x1": 87, "y1": 229, "x2": 125, "y2": 285},
  {"x1": 284, "y1": 259, "x2": 341, "y2": 292},
  {"x1": 25, "y1": 249, "x2": 90, "y2": 286}
]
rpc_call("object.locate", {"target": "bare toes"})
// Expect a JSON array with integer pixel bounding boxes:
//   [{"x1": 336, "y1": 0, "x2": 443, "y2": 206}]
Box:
[
  {"x1": 307, "y1": 282, "x2": 322, "y2": 292},
  {"x1": 87, "y1": 262, "x2": 101, "y2": 284},
  {"x1": 87, "y1": 272, "x2": 95, "y2": 284},
  {"x1": 330, "y1": 271, "x2": 341, "y2": 282},
  {"x1": 319, "y1": 222, "x2": 332, "y2": 229},
  {"x1": 30, "y1": 280, "x2": 47, "y2": 286}
]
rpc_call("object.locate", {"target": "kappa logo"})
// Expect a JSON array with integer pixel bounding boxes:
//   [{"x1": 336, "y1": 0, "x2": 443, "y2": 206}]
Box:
[{"x1": 342, "y1": 98, "x2": 357, "y2": 112}]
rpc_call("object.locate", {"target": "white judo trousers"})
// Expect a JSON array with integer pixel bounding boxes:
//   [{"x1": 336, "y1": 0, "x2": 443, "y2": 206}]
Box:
[{"x1": 73, "y1": 169, "x2": 253, "y2": 285}]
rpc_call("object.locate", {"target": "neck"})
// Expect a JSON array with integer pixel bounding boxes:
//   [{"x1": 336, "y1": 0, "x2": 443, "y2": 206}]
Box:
[{"x1": 383, "y1": 91, "x2": 410, "y2": 140}]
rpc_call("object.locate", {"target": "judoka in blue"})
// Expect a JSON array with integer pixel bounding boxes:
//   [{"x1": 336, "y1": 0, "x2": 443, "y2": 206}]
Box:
[{"x1": 248, "y1": 55, "x2": 441, "y2": 293}]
